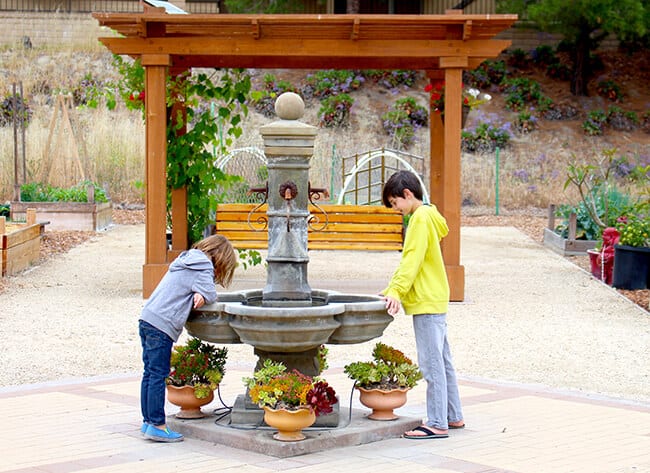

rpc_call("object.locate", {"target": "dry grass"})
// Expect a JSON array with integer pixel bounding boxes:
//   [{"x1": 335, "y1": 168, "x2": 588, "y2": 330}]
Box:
[{"x1": 1, "y1": 49, "x2": 648, "y2": 212}]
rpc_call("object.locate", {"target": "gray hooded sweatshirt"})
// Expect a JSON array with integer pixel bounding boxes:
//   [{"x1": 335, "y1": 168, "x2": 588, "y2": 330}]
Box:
[{"x1": 140, "y1": 249, "x2": 218, "y2": 341}]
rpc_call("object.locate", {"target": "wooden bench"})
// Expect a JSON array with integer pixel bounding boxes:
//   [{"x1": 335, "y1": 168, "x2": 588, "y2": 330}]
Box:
[{"x1": 215, "y1": 203, "x2": 403, "y2": 251}]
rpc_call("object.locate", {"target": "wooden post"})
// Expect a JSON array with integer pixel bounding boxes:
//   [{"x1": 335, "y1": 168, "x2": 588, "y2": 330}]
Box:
[
  {"x1": 440, "y1": 65, "x2": 466, "y2": 302},
  {"x1": 0, "y1": 216, "x2": 5, "y2": 234},
  {"x1": 142, "y1": 54, "x2": 171, "y2": 298},
  {"x1": 26, "y1": 208, "x2": 36, "y2": 225}
]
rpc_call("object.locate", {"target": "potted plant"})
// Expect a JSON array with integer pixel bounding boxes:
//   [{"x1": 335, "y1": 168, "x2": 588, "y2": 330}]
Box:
[
  {"x1": 424, "y1": 80, "x2": 491, "y2": 126},
  {"x1": 612, "y1": 212, "x2": 650, "y2": 290},
  {"x1": 344, "y1": 342, "x2": 422, "y2": 420},
  {"x1": 243, "y1": 359, "x2": 338, "y2": 441},
  {"x1": 166, "y1": 337, "x2": 228, "y2": 419}
]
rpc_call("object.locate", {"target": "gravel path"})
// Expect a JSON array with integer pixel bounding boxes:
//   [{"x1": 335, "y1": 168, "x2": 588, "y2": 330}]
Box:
[{"x1": 1, "y1": 223, "x2": 648, "y2": 405}]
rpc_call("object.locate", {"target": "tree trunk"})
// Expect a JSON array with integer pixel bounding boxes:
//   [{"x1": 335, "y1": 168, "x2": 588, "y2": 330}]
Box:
[
  {"x1": 570, "y1": 26, "x2": 592, "y2": 96},
  {"x1": 217, "y1": 0, "x2": 228, "y2": 13},
  {"x1": 347, "y1": 0, "x2": 360, "y2": 14}
]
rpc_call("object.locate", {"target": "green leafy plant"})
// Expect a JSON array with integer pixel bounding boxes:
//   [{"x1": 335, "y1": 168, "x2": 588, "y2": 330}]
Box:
[
  {"x1": 20, "y1": 180, "x2": 109, "y2": 203},
  {"x1": 343, "y1": 342, "x2": 422, "y2": 390},
  {"x1": 501, "y1": 77, "x2": 551, "y2": 112},
  {"x1": 582, "y1": 109, "x2": 607, "y2": 136},
  {"x1": 559, "y1": 148, "x2": 641, "y2": 240},
  {"x1": 461, "y1": 123, "x2": 511, "y2": 153},
  {"x1": 167, "y1": 338, "x2": 228, "y2": 399},
  {"x1": 318, "y1": 93, "x2": 354, "y2": 128},
  {"x1": 243, "y1": 359, "x2": 338, "y2": 416},
  {"x1": 381, "y1": 97, "x2": 428, "y2": 148},
  {"x1": 95, "y1": 55, "x2": 251, "y2": 244},
  {"x1": 596, "y1": 80, "x2": 623, "y2": 102},
  {"x1": 616, "y1": 214, "x2": 650, "y2": 247}
]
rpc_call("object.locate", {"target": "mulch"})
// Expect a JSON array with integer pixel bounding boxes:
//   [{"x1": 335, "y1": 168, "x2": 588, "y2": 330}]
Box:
[{"x1": 1, "y1": 209, "x2": 647, "y2": 312}]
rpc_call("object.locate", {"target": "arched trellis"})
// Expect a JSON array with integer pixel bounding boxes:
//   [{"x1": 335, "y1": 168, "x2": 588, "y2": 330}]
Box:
[
  {"x1": 93, "y1": 8, "x2": 517, "y2": 299},
  {"x1": 337, "y1": 149, "x2": 430, "y2": 205}
]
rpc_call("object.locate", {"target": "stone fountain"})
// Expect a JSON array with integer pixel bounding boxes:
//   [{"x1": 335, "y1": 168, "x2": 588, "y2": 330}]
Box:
[{"x1": 183, "y1": 92, "x2": 394, "y2": 426}]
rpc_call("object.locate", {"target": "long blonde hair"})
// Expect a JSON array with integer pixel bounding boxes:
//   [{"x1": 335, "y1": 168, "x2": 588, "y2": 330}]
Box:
[{"x1": 192, "y1": 234, "x2": 237, "y2": 288}]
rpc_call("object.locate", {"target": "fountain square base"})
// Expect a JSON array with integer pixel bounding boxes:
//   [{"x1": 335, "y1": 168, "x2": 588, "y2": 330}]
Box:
[{"x1": 167, "y1": 405, "x2": 421, "y2": 458}]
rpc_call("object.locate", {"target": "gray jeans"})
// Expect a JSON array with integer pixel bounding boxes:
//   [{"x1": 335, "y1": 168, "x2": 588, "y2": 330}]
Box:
[{"x1": 412, "y1": 313, "x2": 463, "y2": 430}]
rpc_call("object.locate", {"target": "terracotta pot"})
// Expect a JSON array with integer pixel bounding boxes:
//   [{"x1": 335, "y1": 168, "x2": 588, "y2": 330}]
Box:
[
  {"x1": 263, "y1": 406, "x2": 316, "y2": 441},
  {"x1": 357, "y1": 386, "x2": 409, "y2": 421},
  {"x1": 166, "y1": 385, "x2": 214, "y2": 419}
]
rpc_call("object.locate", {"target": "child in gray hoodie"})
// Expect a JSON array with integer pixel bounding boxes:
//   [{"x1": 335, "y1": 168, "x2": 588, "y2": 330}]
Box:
[{"x1": 139, "y1": 234, "x2": 237, "y2": 442}]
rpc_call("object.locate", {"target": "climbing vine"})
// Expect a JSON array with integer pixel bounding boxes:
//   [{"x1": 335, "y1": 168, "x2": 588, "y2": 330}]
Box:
[{"x1": 98, "y1": 55, "x2": 252, "y2": 244}]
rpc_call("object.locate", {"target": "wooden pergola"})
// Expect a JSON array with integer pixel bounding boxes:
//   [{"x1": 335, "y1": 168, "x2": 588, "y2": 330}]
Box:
[{"x1": 93, "y1": 7, "x2": 517, "y2": 300}]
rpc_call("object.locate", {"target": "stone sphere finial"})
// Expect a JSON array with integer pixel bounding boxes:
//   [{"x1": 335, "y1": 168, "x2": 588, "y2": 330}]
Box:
[{"x1": 275, "y1": 92, "x2": 305, "y2": 120}]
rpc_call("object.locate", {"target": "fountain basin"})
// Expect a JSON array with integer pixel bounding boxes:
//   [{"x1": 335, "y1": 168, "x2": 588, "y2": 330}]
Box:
[{"x1": 186, "y1": 290, "x2": 393, "y2": 351}]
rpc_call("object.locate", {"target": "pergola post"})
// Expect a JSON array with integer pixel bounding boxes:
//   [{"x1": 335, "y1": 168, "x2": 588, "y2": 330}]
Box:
[
  {"x1": 142, "y1": 54, "x2": 171, "y2": 298},
  {"x1": 439, "y1": 65, "x2": 465, "y2": 301}
]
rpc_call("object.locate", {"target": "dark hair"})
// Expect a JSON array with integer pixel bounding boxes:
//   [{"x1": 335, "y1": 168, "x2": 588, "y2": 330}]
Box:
[
  {"x1": 382, "y1": 170, "x2": 423, "y2": 208},
  {"x1": 192, "y1": 234, "x2": 238, "y2": 288}
]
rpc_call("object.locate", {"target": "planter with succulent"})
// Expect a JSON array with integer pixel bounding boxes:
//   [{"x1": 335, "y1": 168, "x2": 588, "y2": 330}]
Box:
[
  {"x1": 612, "y1": 212, "x2": 650, "y2": 290},
  {"x1": 243, "y1": 359, "x2": 338, "y2": 441},
  {"x1": 166, "y1": 338, "x2": 228, "y2": 419},
  {"x1": 344, "y1": 342, "x2": 422, "y2": 421}
]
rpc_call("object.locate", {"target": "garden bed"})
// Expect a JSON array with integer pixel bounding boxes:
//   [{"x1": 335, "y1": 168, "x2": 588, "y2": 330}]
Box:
[
  {"x1": 10, "y1": 201, "x2": 112, "y2": 231},
  {"x1": 1, "y1": 216, "x2": 47, "y2": 277}
]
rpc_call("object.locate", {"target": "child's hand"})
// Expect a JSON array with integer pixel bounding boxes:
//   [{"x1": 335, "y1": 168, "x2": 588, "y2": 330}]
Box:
[
  {"x1": 382, "y1": 295, "x2": 401, "y2": 316},
  {"x1": 193, "y1": 293, "x2": 205, "y2": 309}
]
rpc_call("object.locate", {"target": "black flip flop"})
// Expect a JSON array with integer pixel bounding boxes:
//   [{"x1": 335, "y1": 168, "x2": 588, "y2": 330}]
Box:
[{"x1": 403, "y1": 425, "x2": 449, "y2": 439}]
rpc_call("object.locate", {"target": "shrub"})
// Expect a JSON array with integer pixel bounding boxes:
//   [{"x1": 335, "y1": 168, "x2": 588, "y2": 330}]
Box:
[
  {"x1": 501, "y1": 77, "x2": 551, "y2": 112},
  {"x1": 464, "y1": 60, "x2": 507, "y2": 88},
  {"x1": 318, "y1": 93, "x2": 354, "y2": 128},
  {"x1": 607, "y1": 106, "x2": 638, "y2": 132},
  {"x1": 530, "y1": 44, "x2": 557, "y2": 66},
  {"x1": 0, "y1": 93, "x2": 32, "y2": 127},
  {"x1": 546, "y1": 62, "x2": 571, "y2": 80},
  {"x1": 596, "y1": 80, "x2": 623, "y2": 102},
  {"x1": 514, "y1": 111, "x2": 538, "y2": 134},
  {"x1": 507, "y1": 48, "x2": 528, "y2": 69},
  {"x1": 542, "y1": 102, "x2": 580, "y2": 121},
  {"x1": 582, "y1": 109, "x2": 608, "y2": 136},
  {"x1": 305, "y1": 70, "x2": 364, "y2": 99},
  {"x1": 461, "y1": 123, "x2": 511, "y2": 153},
  {"x1": 363, "y1": 70, "x2": 418, "y2": 89},
  {"x1": 20, "y1": 181, "x2": 109, "y2": 203},
  {"x1": 250, "y1": 74, "x2": 300, "y2": 117}
]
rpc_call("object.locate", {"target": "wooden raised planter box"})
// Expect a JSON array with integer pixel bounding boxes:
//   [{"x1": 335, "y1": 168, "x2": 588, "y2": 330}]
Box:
[
  {"x1": 542, "y1": 205, "x2": 597, "y2": 256},
  {"x1": 10, "y1": 200, "x2": 112, "y2": 231},
  {"x1": 1, "y1": 210, "x2": 47, "y2": 277}
]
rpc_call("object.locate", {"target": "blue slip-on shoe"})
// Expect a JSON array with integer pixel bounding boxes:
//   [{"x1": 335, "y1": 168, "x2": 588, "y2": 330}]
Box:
[
  {"x1": 140, "y1": 423, "x2": 149, "y2": 435},
  {"x1": 144, "y1": 424, "x2": 184, "y2": 443}
]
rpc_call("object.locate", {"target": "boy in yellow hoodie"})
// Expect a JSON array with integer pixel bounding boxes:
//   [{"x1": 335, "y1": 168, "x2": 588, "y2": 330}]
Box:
[{"x1": 381, "y1": 170, "x2": 464, "y2": 439}]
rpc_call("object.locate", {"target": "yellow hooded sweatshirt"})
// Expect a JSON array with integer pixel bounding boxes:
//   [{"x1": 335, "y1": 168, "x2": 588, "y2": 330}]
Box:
[{"x1": 382, "y1": 203, "x2": 450, "y2": 315}]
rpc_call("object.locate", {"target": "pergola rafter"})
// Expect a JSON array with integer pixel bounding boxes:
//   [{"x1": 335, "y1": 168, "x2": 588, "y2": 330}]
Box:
[{"x1": 93, "y1": 7, "x2": 517, "y2": 299}]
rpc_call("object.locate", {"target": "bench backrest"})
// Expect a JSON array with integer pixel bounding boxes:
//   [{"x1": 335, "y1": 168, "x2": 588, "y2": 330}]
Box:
[{"x1": 215, "y1": 203, "x2": 403, "y2": 251}]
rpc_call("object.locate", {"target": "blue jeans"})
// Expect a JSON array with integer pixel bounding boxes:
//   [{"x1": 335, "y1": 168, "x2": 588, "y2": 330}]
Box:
[
  {"x1": 139, "y1": 320, "x2": 173, "y2": 426},
  {"x1": 412, "y1": 313, "x2": 463, "y2": 430}
]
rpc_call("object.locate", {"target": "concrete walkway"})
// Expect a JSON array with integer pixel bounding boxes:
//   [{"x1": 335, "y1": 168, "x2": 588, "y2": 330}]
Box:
[{"x1": 1, "y1": 224, "x2": 649, "y2": 472}]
